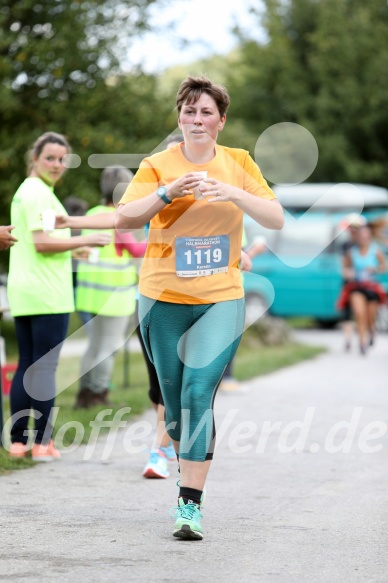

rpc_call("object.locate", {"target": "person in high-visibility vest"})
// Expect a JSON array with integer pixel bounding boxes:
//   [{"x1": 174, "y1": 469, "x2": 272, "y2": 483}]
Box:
[{"x1": 74, "y1": 166, "x2": 146, "y2": 408}]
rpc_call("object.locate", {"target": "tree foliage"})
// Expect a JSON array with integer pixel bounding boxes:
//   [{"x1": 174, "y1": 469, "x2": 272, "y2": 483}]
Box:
[
  {"x1": 225, "y1": 0, "x2": 388, "y2": 186},
  {"x1": 3, "y1": 0, "x2": 388, "y2": 270},
  {"x1": 0, "y1": 0, "x2": 173, "y2": 261}
]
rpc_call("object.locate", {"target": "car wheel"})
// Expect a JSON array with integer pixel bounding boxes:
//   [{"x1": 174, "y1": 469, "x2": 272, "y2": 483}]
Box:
[
  {"x1": 316, "y1": 318, "x2": 340, "y2": 329},
  {"x1": 245, "y1": 293, "x2": 269, "y2": 326}
]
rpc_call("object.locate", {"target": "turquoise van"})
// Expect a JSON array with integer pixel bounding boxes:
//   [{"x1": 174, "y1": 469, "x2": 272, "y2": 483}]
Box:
[{"x1": 243, "y1": 183, "x2": 388, "y2": 328}]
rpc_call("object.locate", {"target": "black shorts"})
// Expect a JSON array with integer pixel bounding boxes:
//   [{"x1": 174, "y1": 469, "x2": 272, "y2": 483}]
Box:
[{"x1": 349, "y1": 285, "x2": 380, "y2": 302}]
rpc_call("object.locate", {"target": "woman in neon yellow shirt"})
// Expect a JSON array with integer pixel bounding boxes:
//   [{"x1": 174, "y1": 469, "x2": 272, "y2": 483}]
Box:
[{"x1": 7, "y1": 132, "x2": 110, "y2": 462}]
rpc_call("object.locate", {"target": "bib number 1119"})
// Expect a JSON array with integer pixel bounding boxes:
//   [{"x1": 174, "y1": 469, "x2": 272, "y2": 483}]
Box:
[{"x1": 184, "y1": 248, "x2": 222, "y2": 265}]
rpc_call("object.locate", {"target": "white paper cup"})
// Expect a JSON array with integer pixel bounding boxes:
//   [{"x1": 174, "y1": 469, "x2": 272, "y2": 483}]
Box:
[
  {"x1": 88, "y1": 248, "x2": 100, "y2": 263},
  {"x1": 193, "y1": 171, "x2": 208, "y2": 200},
  {"x1": 41, "y1": 209, "x2": 56, "y2": 232}
]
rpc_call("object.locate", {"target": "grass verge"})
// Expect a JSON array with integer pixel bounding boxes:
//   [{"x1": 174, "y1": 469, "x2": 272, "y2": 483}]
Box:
[{"x1": 0, "y1": 331, "x2": 325, "y2": 475}]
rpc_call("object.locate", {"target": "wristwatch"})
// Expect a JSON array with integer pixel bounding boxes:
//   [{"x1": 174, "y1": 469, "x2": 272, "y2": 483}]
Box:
[{"x1": 157, "y1": 186, "x2": 172, "y2": 205}]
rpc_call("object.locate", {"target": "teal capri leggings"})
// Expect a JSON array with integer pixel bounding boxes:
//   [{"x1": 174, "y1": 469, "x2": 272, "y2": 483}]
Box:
[{"x1": 139, "y1": 295, "x2": 245, "y2": 462}]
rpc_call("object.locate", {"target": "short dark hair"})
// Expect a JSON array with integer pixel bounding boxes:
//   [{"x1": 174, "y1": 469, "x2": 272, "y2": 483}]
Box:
[
  {"x1": 63, "y1": 196, "x2": 89, "y2": 216},
  {"x1": 100, "y1": 166, "x2": 134, "y2": 205},
  {"x1": 176, "y1": 76, "x2": 230, "y2": 117}
]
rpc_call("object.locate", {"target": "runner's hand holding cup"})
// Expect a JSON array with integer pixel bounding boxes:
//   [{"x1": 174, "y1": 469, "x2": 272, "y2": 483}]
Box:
[{"x1": 192, "y1": 171, "x2": 208, "y2": 199}]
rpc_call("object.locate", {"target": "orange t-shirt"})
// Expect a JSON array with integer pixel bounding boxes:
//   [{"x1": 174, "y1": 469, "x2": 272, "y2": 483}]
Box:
[{"x1": 120, "y1": 143, "x2": 276, "y2": 304}]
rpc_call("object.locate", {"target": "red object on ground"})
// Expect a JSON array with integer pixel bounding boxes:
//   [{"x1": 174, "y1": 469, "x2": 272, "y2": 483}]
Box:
[{"x1": 1, "y1": 363, "x2": 17, "y2": 395}]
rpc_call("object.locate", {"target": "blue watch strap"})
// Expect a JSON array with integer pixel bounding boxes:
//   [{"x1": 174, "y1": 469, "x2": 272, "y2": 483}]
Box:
[
  {"x1": 160, "y1": 192, "x2": 171, "y2": 204},
  {"x1": 157, "y1": 186, "x2": 172, "y2": 204}
]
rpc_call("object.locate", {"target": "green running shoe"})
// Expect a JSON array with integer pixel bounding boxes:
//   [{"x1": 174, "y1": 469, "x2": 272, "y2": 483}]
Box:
[{"x1": 170, "y1": 498, "x2": 203, "y2": 540}]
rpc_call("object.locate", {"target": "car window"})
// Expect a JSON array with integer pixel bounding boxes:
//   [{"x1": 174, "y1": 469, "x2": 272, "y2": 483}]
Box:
[
  {"x1": 332, "y1": 212, "x2": 388, "y2": 254},
  {"x1": 277, "y1": 217, "x2": 333, "y2": 257}
]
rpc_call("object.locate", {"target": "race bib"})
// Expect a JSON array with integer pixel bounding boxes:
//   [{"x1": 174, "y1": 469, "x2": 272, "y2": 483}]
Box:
[{"x1": 176, "y1": 235, "x2": 230, "y2": 277}]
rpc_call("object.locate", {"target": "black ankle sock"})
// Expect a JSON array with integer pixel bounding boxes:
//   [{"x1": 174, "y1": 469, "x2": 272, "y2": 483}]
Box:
[{"x1": 179, "y1": 486, "x2": 202, "y2": 506}]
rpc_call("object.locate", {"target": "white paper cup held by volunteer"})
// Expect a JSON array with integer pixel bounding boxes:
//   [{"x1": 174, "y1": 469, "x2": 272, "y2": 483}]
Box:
[
  {"x1": 192, "y1": 171, "x2": 208, "y2": 200},
  {"x1": 41, "y1": 209, "x2": 56, "y2": 232},
  {"x1": 88, "y1": 248, "x2": 100, "y2": 263}
]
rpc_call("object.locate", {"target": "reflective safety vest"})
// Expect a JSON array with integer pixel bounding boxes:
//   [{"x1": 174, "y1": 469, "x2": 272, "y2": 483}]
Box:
[{"x1": 75, "y1": 205, "x2": 138, "y2": 317}]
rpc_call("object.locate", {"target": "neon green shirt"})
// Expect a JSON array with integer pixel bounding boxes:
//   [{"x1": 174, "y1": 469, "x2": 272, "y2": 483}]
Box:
[{"x1": 7, "y1": 177, "x2": 75, "y2": 316}]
